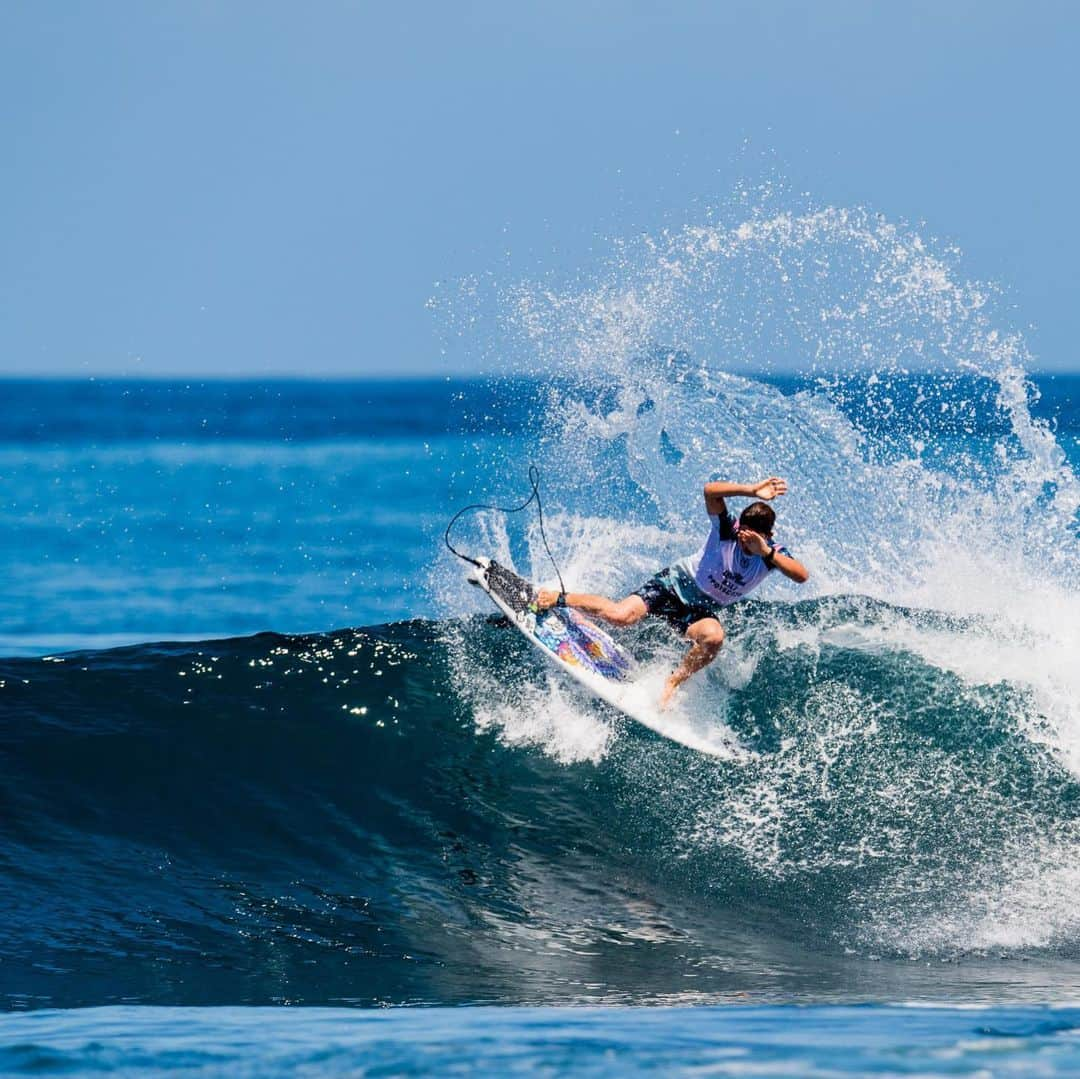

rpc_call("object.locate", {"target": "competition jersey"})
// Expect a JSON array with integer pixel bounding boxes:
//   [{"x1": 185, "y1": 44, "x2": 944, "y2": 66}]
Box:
[{"x1": 674, "y1": 512, "x2": 791, "y2": 606}]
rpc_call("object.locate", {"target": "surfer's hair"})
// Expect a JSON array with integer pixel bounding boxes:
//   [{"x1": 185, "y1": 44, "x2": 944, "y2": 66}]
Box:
[{"x1": 739, "y1": 501, "x2": 776, "y2": 536}]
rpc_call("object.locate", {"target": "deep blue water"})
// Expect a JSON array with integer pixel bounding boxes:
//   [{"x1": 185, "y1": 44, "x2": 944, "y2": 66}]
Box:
[
  {"x1": 3, "y1": 374, "x2": 1076, "y2": 650},
  {"x1": 2, "y1": 373, "x2": 1079, "y2": 1073}
]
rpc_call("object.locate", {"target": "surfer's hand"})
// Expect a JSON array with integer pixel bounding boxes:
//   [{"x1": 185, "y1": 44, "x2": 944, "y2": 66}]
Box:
[
  {"x1": 753, "y1": 477, "x2": 787, "y2": 500},
  {"x1": 535, "y1": 588, "x2": 560, "y2": 610},
  {"x1": 737, "y1": 528, "x2": 772, "y2": 556}
]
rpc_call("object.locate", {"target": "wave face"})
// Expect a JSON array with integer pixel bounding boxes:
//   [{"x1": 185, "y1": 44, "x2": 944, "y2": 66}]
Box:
[{"x1": 3, "y1": 603, "x2": 1080, "y2": 1008}]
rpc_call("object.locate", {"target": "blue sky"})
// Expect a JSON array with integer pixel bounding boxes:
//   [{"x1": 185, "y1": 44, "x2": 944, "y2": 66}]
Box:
[{"x1": 3, "y1": 1, "x2": 1078, "y2": 376}]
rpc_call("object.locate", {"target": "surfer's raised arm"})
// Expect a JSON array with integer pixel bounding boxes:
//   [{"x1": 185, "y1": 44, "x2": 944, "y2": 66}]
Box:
[
  {"x1": 702, "y1": 477, "x2": 808, "y2": 584},
  {"x1": 704, "y1": 477, "x2": 788, "y2": 516}
]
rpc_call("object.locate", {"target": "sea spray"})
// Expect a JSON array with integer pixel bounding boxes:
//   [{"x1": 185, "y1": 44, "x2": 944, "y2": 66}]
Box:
[{"x1": 434, "y1": 193, "x2": 1080, "y2": 959}]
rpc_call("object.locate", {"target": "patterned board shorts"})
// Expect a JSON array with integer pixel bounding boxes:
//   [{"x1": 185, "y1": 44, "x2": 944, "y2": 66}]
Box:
[{"x1": 632, "y1": 566, "x2": 724, "y2": 633}]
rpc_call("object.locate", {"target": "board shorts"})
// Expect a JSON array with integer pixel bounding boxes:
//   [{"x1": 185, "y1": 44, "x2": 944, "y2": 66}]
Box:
[{"x1": 632, "y1": 566, "x2": 725, "y2": 633}]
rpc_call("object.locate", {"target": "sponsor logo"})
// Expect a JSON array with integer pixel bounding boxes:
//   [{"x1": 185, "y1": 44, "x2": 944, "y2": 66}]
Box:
[{"x1": 707, "y1": 568, "x2": 748, "y2": 597}]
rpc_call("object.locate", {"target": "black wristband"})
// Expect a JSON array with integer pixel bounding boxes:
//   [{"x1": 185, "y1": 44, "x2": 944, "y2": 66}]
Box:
[{"x1": 763, "y1": 547, "x2": 777, "y2": 568}]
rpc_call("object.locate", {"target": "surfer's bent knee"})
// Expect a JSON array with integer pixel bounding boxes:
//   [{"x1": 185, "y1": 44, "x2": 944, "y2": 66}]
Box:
[{"x1": 687, "y1": 619, "x2": 725, "y2": 650}]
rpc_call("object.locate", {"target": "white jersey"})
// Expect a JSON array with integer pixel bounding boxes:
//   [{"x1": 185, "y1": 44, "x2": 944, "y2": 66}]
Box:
[{"x1": 674, "y1": 512, "x2": 791, "y2": 606}]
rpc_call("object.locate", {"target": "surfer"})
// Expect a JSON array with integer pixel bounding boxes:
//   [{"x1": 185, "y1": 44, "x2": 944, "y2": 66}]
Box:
[{"x1": 537, "y1": 477, "x2": 809, "y2": 707}]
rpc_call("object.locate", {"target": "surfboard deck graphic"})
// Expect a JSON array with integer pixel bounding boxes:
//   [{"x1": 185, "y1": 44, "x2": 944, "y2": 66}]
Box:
[
  {"x1": 466, "y1": 558, "x2": 743, "y2": 758},
  {"x1": 481, "y1": 560, "x2": 635, "y2": 681}
]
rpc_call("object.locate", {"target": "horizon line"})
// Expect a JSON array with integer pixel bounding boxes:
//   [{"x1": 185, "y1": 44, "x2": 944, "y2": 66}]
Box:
[{"x1": 2, "y1": 369, "x2": 1078, "y2": 382}]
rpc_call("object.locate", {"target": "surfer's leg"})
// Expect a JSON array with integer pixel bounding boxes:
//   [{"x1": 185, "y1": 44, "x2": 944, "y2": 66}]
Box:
[
  {"x1": 542, "y1": 592, "x2": 647, "y2": 626},
  {"x1": 660, "y1": 617, "x2": 725, "y2": 708}
]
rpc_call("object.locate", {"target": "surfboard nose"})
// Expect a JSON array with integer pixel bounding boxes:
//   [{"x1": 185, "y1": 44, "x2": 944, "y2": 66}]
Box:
[{"x1": 465, "y1": 557, "x2": 491, "y2": 587}]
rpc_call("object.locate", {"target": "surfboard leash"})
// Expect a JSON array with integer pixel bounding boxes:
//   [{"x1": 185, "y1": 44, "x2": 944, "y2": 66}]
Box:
[{"x1": 443, "y1": 465, "x2": 568, "y2": 601}]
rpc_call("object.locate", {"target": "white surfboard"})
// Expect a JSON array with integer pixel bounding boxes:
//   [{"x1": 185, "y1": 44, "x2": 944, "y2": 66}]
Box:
[{"x1": 466, "y1": 558, "x2": 743, "y2": 759}]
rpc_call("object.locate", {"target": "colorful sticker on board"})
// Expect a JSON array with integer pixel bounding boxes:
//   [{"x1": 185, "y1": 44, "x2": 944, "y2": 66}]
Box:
[{"x1": 533, "y1": 609, "x2": 633, "y2": 681}]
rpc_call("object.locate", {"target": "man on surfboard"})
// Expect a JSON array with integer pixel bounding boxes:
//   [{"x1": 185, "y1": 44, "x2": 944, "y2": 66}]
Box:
[{"x1": 537, "y1": 477, "x2": 809, "y2": 707}]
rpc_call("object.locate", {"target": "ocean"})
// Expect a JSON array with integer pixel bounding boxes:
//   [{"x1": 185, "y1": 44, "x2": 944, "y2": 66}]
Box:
[{"x1": 4, "y1": 208, "x2": 1080, "y2": 1073}]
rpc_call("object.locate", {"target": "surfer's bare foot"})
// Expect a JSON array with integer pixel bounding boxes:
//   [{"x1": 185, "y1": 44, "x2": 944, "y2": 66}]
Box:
[
  {"x1": 535, "y1": 588, "x2": 559, "y2": 610},
  {"x1": 659, "y1": 676, "x2": 681, "y2": 710}
]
